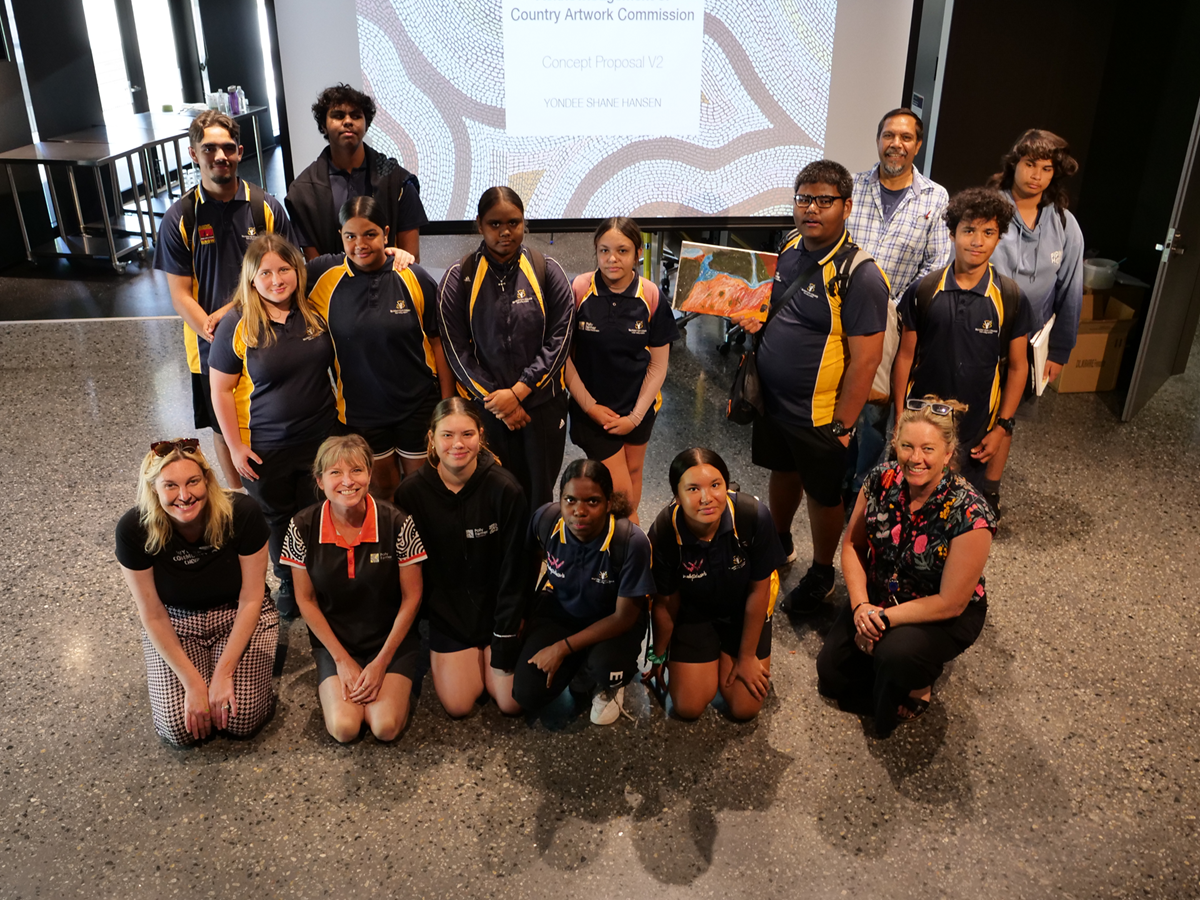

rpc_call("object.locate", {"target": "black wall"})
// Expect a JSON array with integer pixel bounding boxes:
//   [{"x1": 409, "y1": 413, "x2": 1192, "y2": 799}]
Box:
[
  {"x1": 10, "y1": 0, "x2": 104, "y2": 138},
  {"x1": 198, "y1": 0, "x2": 269, "y2": 122}
]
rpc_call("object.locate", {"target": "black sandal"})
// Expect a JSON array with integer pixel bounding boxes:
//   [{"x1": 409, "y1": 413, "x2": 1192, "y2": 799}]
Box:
[{"x1": 897, "y1": 695, "x2": 930, "y2": 722}]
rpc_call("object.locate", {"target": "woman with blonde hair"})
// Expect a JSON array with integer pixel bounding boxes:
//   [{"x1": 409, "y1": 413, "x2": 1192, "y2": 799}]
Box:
[
  {"x1": 210, "y1": 233, "x2": 339, "y2": 616},
  {"x1": 115, "y1": 439, "x2": 278, "y2": 745},
  {"x1": 816, "y1": 397, "x2": 996, "y2": 738},
  {"x1": 282, "y1": 434, "x2": 426, "y2": 742},
  {"x1": 395, "y1": 397, "x2": 529, "y2": 717}
]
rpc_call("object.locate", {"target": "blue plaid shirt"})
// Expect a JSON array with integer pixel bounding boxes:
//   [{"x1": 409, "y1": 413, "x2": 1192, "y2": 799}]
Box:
[{"x1": 848, "y1": 164, "x2": 952, "y2": 301}]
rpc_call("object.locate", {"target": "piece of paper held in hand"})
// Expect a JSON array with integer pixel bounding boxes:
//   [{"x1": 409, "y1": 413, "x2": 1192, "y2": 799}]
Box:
[
  {"x1": 672, "y1": 242, "x2": 779, "y2": 322},
  {"x1": 1031, "y1": 313, "x2": 1056, "y2": 396}
]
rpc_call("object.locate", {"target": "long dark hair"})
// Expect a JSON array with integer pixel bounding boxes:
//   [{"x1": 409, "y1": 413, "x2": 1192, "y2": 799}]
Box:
[
  {"x1": 592, "y1": 216, "x2": 642, "y2": 251},
  {"x1": 338, "y1": 195, "x2": 388, "y2": 230},
  {"x1": 986, "y1": 128, "x2": 1078, "y2": 226},
  {"x1": 425, "y1": 396, "x2": 493, "y2": 467},
  {"x1": 667, "y1": 448, "x2": 731, "y2": 497},
  {"x1": 477, "y1": 186, "x2": 525, "y2": 220},
  {"x1": 559, "y1": 459, "x2": 632, "y2": 519}
]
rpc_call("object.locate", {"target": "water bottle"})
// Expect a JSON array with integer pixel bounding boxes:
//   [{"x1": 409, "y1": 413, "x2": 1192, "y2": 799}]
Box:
[{"x1": 236, "y1": 86, "x2": 247, "y2": 115}]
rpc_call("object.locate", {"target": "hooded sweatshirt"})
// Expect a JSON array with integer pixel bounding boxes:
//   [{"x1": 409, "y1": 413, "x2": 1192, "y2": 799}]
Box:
[
  {"x1": 990, "y1": 191, "x2": 1085, "y2": 365},
  {"x1": 394, "y1": 452, "x2": 530, "y2": 669}
]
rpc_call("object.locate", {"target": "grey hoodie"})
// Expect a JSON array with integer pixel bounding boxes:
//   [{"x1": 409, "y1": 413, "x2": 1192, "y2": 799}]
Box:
[{"x1": 990, "y1": 191, "x2": 1085, "y2": 365}]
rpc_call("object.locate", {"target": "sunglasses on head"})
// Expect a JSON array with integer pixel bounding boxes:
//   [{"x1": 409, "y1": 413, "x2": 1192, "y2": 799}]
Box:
[
  {"x1": 906, "y1": 398, "x2": 954, "y2": 417},
  {"x1": 151, "y1": 438, "x2": 201, "y2": 456}
]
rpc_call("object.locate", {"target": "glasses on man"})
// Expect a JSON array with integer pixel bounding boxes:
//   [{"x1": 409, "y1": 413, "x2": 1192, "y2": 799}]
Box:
[
  {"x1": 151, "y1": 438, "x2": 201, "y2": 456},
  {"x1": 793, "y1": 193, "x2": 845, "y2": 209},
  {"x1": 905, "y1": 399, "x2": 955, "y2": 417}
]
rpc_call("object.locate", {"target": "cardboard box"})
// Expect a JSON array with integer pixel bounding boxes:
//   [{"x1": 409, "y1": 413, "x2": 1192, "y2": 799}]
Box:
[
  {"x1": 1080, "y1": 289, "x2": 1107, "y2": 320},
  {"x1": 1108, "y1": 271, "x2": 1150, "y2": 315},
  {"x1": 1050, "y1": 298, "x2": 1136, "y2": 393}
]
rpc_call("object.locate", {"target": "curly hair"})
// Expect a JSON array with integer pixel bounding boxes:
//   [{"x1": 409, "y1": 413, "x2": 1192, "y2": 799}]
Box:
[
  {"x1": 986, "y1": 128, "x2": 1078, "y2": 226},
  {"x1": 311, "y1": 84, "x2": 376, "y2": 137},
  {"x1": 943, "y1": 187, "x2": 1014, "y2": 237},
  {"x1": 793, "y1": 159, "x2": 853, "y2": 200}
]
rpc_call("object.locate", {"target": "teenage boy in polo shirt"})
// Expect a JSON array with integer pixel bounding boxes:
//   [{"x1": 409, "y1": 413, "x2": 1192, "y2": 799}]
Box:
[
  {"x1": 891, "y1": 187, "x2": 1036, "y2": 512},
  {"x1": 155, "y1": 110, "x2": 299, "y2": 489},
  {"x1": 286, "y1": 83, "x2": 428, "y2": 261},
  {"x1": 733, "y1": 159, "x2": 890, "y2": 615},
  {"x1": 846, "y1": 108, "x2": 951, "y2": 493}
]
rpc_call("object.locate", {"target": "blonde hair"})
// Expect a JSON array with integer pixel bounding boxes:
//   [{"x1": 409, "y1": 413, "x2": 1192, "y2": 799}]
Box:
[
  {"x1": 136, "y1": 442, "x2": 234, "y2": 555},
  {"x1": 234, "y1": 233, "x2": 324, "y2": 349},
  {"x1": 312, "y1": 434, "x2": 374, "y2": 485},
  {"x1": 425, "y1": 396, "x2": 493, "y2": 467},
  {"x1": 892, "y1": 395, "x2": 967, "y2": 467}
]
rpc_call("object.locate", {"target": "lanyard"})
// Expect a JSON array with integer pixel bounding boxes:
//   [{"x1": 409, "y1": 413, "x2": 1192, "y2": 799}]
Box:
[{"x1": 888, "y1": 479, "x2": 930, "y2": 603}]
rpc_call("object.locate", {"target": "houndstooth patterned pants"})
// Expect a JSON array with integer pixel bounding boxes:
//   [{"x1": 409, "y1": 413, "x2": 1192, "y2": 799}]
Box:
[{"x1": 141, "y1": 596, "x2": 279, "y2": 745}]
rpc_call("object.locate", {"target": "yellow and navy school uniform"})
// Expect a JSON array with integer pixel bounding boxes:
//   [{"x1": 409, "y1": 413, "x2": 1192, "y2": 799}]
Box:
[
  {"x1": 307, "y1": 255, "x2": 441, "y2": 452},
  {"x1": 281, "y1": 495, "x2": 426, "y2": 681},
  {"x1": 568, "y1": 271, "x2": 680, "y2": 455},
  {"x1": 898, "y1": 263, "x2": 1035, "y2": 447},
  {"x1": 153, "y1": 181, "x2": 298, "y2": 378},
  {"x1": 647, "y1": 493, "x2": 784, "y2": 663},
  {"x1": 756, "y1": 228, "x2": 890, "y2": 430}
]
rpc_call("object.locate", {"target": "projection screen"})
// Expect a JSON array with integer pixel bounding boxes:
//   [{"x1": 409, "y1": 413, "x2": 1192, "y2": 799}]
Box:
[{"x1": 275, "y1": 0, "x2": 914, "y2": 226}]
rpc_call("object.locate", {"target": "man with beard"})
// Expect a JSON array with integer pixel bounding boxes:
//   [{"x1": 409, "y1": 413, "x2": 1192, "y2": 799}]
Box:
[
  {"x1": 155, "y1": 111, "x2": 299, "y2": 494},
  {"x1": 843, "y1": 108, "x2": 951, "y2": 498}
]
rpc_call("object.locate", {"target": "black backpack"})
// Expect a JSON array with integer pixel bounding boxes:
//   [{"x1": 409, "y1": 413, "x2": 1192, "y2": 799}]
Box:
[
  {"x1": 458, "y1": 246, "x2": 548, "y2": 296},
  {"x1": 179, "y1": 180, "x2": 270, "y2": 252}
]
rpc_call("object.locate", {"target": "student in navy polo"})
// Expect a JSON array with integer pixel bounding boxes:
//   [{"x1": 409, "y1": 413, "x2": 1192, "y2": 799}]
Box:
[
  {"x1": 307, "y1": 196, "x2": 455, "y2": 500},
  {"x1": 209, "y1": 234, "x2": 338, "y2": 617},
  {"x1": 437, "y1": 186, "x2": 575, "y2": 510},
  {"x1": 513, "y1": 460, "x2": 655, "y2": 726},
  {"x1": 564, "y1": 216, "x2": 680, "y2": 524},
  {"x1": 282, "y1": 435, "x2": 426, "y2": 742},
  {"x1": 732, "y1": 159, "x2": 890, "y2": 617},
  {"x1": 891, "y1": 187, "x2": 1035, "y2": 507},
  {"x1": 155, "y1": 110, "x2": 299, "y2": 490},
  {"x1": 645, "y1": 448, "x2": 784, "y2": 721}
]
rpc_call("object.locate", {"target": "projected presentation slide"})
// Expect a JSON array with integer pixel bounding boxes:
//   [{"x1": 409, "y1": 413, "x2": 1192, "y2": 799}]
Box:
[{"x1": 356, "y1": 0, "x2": 838, "y2": 221}]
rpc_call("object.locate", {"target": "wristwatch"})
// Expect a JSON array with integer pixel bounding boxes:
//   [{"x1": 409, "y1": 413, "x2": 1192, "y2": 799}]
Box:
[
  {"x1": 829, "y1": 420, "x2": 855, "y2": 438},
  {"x1": 994, "y1": 417, "x2": 1015, "y2": 434}
]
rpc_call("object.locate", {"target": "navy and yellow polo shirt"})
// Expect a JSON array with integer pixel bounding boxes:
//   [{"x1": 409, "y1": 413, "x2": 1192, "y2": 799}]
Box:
[
  {"x1": 307, "y1": 256, "x2": 441, "y2": 428},
  {"x1": 208, "y1": 307, "x2": 337, "y2": 450},
  {"x1": 756, "y1": 229, "x2": 890, "y2": 430},
  {"x1": 647, "y1": 492, "x2": 783, "y2": 623},
  {"x1": 281, "y1": 495, "x2": 426, "y2": 659},
  {"x1": 571, "y1": 272, "x2": 680, "y2": 414},
  {"x1": 532, "y1": 503, "x2": 655, "y2": 624},
  {"x1": 898, "y1": 263, "x2": 1035, "y2": 447},
  {"x1": 153, "y1": 181, "x2": 298, "y2": 374}
]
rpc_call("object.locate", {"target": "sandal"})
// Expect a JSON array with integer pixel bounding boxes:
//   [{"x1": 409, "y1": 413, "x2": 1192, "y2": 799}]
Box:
[{"x1": 897, "y1": 694, "x2": 930, "y2": 722}]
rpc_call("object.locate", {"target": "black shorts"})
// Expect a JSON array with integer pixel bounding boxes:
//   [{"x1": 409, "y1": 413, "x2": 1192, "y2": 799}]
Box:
[
  {"x1": 351, "y1": 387, "x2": 440, "y2": 460},
  {"x1": 428, "y1": 620, "x2": 488, "y2": 654},
  {"x1": 191, "y1": 371, "x2": 220, "y2": 434},
  {"x1": 751, "y1": 415, "x2": 847, "y2": 507},
  {"x1": 311, "y1": 627, "x2": 423, "y2": 683},
  {"x1": 669, "y1": 615, "x2": 772, "y2": 664},
  {"x1": 568, "y1": 400, "x2": 656, "y2": 460}
]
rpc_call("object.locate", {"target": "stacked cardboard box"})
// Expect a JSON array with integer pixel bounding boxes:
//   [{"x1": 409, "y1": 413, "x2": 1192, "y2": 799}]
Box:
[{"x1": 1050, "y1": 288, "x2": 1140, "y2": 393}]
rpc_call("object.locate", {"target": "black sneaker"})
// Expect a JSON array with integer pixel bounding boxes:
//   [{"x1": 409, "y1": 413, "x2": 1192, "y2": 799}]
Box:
[
  {"x1": 274, "y1": 582, "x2": 299, "y2": 619},
  {"x1": 778, "y1": 532, "x2": 797, "y2": 564},
  {"x1": 787, "y1": 565, "x2": 835, "y2": 615},
  {"x1": 983, "y1": 491, "x2": 1002, "y2": 522}
]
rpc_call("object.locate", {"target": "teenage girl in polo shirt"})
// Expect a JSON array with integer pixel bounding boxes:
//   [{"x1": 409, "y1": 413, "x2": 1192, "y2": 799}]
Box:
[
  {"x1": 437, "y1": 186, "x2": 575, "y2": 510},
  {"x1": 395, "y1": 398, "x2": 529, "y2": 717},
  {"x1": 307, "y1": 197, "x2": 456, "y2": 500},
  {"x1": 281, "y1": 435, "x2": 426, "y2": 742},
  {"x1": 645, "y1": 448, "x2": 784, "y2": 721},
  {"x1": 513, "y1": 459, "x2": 655, "y2": 726},
  {"x1": 565, "y1": 217, "x2": 679, "y2": 524},
  {"x1": 210, "y1": 234, "x2": 338, "y2": 618}
]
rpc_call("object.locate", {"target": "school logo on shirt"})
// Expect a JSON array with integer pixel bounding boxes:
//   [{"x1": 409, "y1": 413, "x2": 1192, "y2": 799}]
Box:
[
  {"x1": 802, "y1": 283, "x2": 818, "y2": 297},
  {"x1": 246, "y1": 226, "x2": 257, "y2": 237},
  {"x1": 578, "y1": 321, "x2": 600, "y2": 333},
  {"x1": 198, "y1": 224, "x2": 215, "y2": 246},
  {"x1": 629, "y1": 319, "x2": 647, "y2": 335},
  {"x1": 729, "y1": 553, "x2": 747, "y2": 571},
  {"x1": 390, "y1": 297, "x2": 410, "y2": 315},
  {"x1": 1051, "y1": 250, "x2": 1063, "y2": 265},
  {"x1": 975, "y1": 318, "x2": 998, "y2": 335},
  {"x1": 592, "y1": 568, "x2": 615, "y2": 585},
  {"x1": 369, "y1": 551, "x2": 393, "y2": 563},
  {"x1": 514, "y1": 288, "x2": 531, "y2": 304},
  {"x1": 545, "y1": 554, "x2": 565, "y2": 579},
  {"x1": 682, "y1": 559, "x2": 707, "y2": 580},
  {"x1": 465, "y1": 523, "x2": 500, "y2": 538}
]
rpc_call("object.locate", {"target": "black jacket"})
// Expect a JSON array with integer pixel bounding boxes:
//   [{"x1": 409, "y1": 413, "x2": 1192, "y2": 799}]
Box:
[
  {"x1": 285, "y1": 144, "x2": 427, "y2": 255},
  {"x1": 394, "y1": 453, "x2": 530, "y2": 669}
]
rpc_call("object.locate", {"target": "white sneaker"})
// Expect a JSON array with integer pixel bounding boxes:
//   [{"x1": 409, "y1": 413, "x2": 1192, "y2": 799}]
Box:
[{"x1": 590, "y1": 686, "x2": 624, "y2": 726}]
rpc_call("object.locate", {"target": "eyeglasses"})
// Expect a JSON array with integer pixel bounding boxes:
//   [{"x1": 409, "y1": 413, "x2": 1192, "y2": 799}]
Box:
[
  {"x1": 151, "y1": 438, "x2": 201, "y2": 456},
  {"x1": 793, "y1": 193, "x2": 845, "y2": 209},
  {"x1": 906, "y1": 399, "x2": 954, "y2": 417}
]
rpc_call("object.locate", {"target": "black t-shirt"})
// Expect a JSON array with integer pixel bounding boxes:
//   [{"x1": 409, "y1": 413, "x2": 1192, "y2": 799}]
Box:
[
  {"x1": 114, "y1": 493, "x2": 270, "y2": 611},
  {"x1": 647, "y1": 493, "x2": 783, "y2": 622},
  {"x1": 531, "y1": 503, "x2": 655, "y2": 623},
  {"x1": 281, "y1": 496, "x2": 426, "y2": 658}
]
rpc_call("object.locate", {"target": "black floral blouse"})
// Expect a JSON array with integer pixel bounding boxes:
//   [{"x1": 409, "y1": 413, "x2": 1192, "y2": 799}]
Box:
[{"x1": 862, "y1": 462, "x2": 997, "y2": 607}]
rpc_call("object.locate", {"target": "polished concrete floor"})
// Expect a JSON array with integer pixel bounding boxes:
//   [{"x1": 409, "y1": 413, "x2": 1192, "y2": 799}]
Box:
[{"x1": 1, "y1": 234, "x2": 1197, "y2": 899}]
